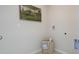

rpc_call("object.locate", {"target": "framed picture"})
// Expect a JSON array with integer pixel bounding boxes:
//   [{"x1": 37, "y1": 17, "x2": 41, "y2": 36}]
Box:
[{"x1": 19, "y1": 5, "x2": 41, "y2": 22}]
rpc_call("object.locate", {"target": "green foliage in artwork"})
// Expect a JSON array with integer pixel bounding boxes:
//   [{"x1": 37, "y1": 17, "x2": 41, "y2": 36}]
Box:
[{"x1": 20, "y1": 6, "x2": 41, "y2": 22}]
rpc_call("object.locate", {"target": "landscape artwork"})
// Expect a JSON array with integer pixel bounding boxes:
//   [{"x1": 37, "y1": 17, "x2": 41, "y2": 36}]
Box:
[{"x1": 19, "y1": 5, "x2": 41, "y2": 22}]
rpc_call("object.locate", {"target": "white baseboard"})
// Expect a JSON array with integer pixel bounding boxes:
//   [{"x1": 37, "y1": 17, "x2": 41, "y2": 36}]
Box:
[
  {"x1": 31, "y1": 49, "x2": 68, "y2": 54},
  {"x1": 31, "y1": 49, "x2": 42, "y2": 54},
  {"x1": 55, "y1": 49, "x2": 68, "y2": 54}
]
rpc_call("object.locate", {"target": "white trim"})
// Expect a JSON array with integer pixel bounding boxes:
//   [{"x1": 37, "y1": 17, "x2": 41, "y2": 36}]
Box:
[
  {"x1": 31, "y1": 49, "x2": 69, "y2": 54},
  {"x1": 55, "y1": 49, "x2": 68, "y2": 54},
  {"x1": 31, "y1": 49, "x2": 42, "y2": 54}
]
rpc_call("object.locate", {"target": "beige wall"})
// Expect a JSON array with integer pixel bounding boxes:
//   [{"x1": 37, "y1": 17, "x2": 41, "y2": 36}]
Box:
[
  {"x1": 48, "y1": 6, "x2": 79, "y2": 53},
  {"x1": 0, "y1": 5, "x2": 79, "y2": 54},
  {"x1": 0, "y1": 5, "x2": 48, "y2": 53}
]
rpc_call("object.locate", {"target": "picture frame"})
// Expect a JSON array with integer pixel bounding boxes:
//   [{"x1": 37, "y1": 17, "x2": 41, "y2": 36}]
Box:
[{"x1": 19, "y1": 5, "x2": 41, "y2": 22}]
